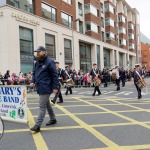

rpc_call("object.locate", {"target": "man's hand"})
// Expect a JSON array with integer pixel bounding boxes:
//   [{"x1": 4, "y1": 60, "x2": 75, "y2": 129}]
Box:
[
  {"x1": 53, "y1": 89, "x2": 58, "y2": 94},
  {"x1": 30, "y1": 83, "x2": 35, "y2": 87}
]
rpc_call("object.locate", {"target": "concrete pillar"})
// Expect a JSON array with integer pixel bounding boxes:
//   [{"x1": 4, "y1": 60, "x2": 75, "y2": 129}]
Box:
[
  {"x1": 100, "y1": 45, "x2": 104, "y2": 69},
  {"x1": 116, "y1": 51, "x2": 119, "y2": 66},
  {"x1": 73, "y1": 32, "x2": 80, "y2": 71},
  {"x1": 123, "y1": 53, "x2": 126, "y2": 68},
  {"x1": 91, "y1": 44, "x2": 96, "y2": 67},
  {"x1": 110, "y1": 49, "x2": 114, "y2": 69}
]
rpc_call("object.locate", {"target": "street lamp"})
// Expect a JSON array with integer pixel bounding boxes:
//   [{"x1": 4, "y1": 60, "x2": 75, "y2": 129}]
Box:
[{"x1": 72, "y1": 18, "x2": 80, "y2": 69}]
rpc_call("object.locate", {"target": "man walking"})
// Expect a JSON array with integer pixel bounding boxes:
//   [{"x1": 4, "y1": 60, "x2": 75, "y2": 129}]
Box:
[{"x1": 30, "y1": 46, "x2": 59, "y2": 132}]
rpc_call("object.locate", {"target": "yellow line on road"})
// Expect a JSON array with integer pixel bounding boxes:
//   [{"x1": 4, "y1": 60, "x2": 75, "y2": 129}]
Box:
[
  {"x1": 107, "y1": 98, "x2": 150, "y2": 113},
  {"x1": 74, "y1": 98, "x2": 150, "y2": 131},
  {"x1": 55, "y1": 104, "x2": 120, "y2": 149},
  {"x1": 28, "y1": 108, "x2": 48, "y2": 150}
]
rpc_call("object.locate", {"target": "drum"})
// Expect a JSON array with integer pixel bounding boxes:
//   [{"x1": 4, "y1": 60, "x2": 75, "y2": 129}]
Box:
[
  {"x1": 66, "y1": 78, "x2": 75, "y2": 87},
  {"x1": 136, "y1": 79, "x2": 145, "y2": 89}
]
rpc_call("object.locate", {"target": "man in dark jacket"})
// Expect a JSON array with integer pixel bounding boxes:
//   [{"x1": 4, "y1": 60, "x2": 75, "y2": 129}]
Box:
[
  {"x1": 120, "y1": 67, "x2": 126, "y2": 87},
  {"x1": 90, "y1": 63, "x2": 101, "y2": 96},
  {"x1": 30, "y1": 46, "x2": 59, "y2": 132}
]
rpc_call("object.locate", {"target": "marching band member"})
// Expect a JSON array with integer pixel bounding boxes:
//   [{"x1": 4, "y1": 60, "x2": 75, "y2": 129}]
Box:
[
  {"x1": 112, "y1": 66, "x2": 121, "y2": 91},
  {"x1": 51, "y1": 61, "x2": 64, "y2": 104},
  {"x1": 132, "y1": 64, "x2": 145, "y2": 99},
  {"x1": 120, "y1": 67, "x2": 126, "y2": 87},
  {"x1": 64, "y1": 65, "x2": 73, "y2": 95},
  {"x1": 102, "y1": 68, "x2": 109, "y2": 87},
  {"x1": 90, "y1": 63, "x2": 101, "y2": 96}
]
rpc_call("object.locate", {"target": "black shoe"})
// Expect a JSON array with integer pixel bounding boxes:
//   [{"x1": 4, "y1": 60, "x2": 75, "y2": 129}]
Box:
[
  {"x1": 46, "y1": 120, "x2": 57, "y2": 126},
  {"x1": 57, "y1": 101, "x2": 63, "y2": 103},
  {"x1": 97, "y1": 93, "x2": 101, "y2": 96},
  {"x1": 30, "y1": 125, "x2": 40, "y2": 132},
  {"x1": 70, "y1": 93, "x2": 72, "y2": 94},
  {"x1": 51, "y1": 100, "x2": 56, "y2": 104},
  {"x1": 92, "y1": 93, "x2": 95, "y2": 96},
  {"x1": 65, "y1": 93, "x2": 68, "y2": 95}
]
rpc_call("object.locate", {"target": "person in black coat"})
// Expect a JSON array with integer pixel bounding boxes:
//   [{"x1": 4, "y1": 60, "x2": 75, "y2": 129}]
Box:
[
  {"x1": 120, "y1": 67, "x2": 126, "y2": 87},
  {"x1": 132, "y1": 64, "x2": 145, "y2": 99},
  {"x1": 102, "y1": 68, "x2": 109, "y2": 87},
  {"x1": 51, "y1": 61, "x2": 65, "y2": 104},
  {"x1": 90, "y1": 63, "x2": 101, "y2": 96},
  {"x1": 30, "y1": 46, "x2": 59, "y2": 132},
  {"x1": 64, "y1": 65, "x2": 73, "y2": 95}
]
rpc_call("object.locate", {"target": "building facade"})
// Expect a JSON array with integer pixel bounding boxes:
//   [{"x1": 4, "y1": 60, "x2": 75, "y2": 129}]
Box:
[
  {"x1": 0, "y1": 0, "x2": 140, "y2": 74},
  {"x1": 141, "y1": 42, "x2": 150, "y2": 71}
]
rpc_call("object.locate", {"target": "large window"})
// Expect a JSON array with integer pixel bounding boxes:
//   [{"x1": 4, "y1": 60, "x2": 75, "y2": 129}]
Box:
[
  {"x1": 42, "y1": 3, "x2": 56, "y2": 22},
  {"x1": 105, "y1": 3, "x2": 115, "y2": 14},
  {"x1": 64, "y1": 39, "x2": 72, "y2": 64},
  {"x1": 19, "y1": 26, "x2": 34, "y2": 73},
  {"x1": 129, "y1": 43, "x2": 135, "y2": 49},
  {"x1": 79, "y1": 21, "x2": 83, "y2": 33},
  {"x1": 84, "y1": 4, "x2": 99, "y2": 17},
  {"x1": 104, "y1": 48, "x2": 110, "y2": 68},
  {"x1": 106, "y1": 32, "x2": 115, "y2": 40},
  {"x1": 118, "y1": 15, "x2": 126, "y2": 23},
  {"x1": 86, "y1": 22, "x2": 99, "y2": 33},
  {"x1": 97, "y1": 45, "x2": 100, "y2": 68},
  {"x1": 128, "y1": 23, "x2": 134, "y2": 30},
  {"x1": 7, "y1": 0, "x2": 34, "y2": 13},
  {"x1": 101, "y1": 17, "x2": 104, "y2": 28},
  {"x1": 63, "y1": 0, "x2": 72, "y2": 5},
  {"x1": 119, "y1": 39, "x2": 126, "y2": 45},
  {"x1": 78, "y1": 2, "x2": 83, "y2": 16},
  {"x1": 61, "y1": 12, "x2": 72, "y2": 28},
  {"x1": 45, "y1": 34, "x2": 55, "y2": 59},
  {"x1": 80, "y1": 43, "x2": 91, "y2": 72},
  {"x1": 105, "y1": 18, "x2": 115, "y2": 27},
  {"x1": 20, "y1": 27, "x2": 33, "y2": 55},
  {"x1": 118, "y1": 27, "x2": 126, "y2": 34},
  {"x1": 101, "y1": 3, "x2": 104, "y2": 13},
  {"x1": 128, "y1": 33, "x2": 134, "y2": 39}
]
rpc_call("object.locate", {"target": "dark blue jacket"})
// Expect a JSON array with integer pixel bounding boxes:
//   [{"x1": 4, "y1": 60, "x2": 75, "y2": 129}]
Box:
[
  {"x1": 120, "y1": 70, "x2": 126, "y2": 79},
  {"x1": 31, "y1": 55, "x2": 59, "y2": 94}
]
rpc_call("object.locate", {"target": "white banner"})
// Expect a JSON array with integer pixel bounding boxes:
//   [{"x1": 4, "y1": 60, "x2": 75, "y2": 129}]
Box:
[{"x1": 0, "y1": 86, "x2": 28, "y2": 123}]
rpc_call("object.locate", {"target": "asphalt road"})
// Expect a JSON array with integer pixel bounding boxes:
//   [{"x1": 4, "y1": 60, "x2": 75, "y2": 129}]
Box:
[{"x1": 1, "y1": 79, "x2": 150, "y2": 150}]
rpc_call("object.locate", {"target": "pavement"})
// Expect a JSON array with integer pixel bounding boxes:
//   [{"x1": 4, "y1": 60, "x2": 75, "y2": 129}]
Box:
[{"x1": 1, "y1": 79, "x2": 150, "y2": 150}]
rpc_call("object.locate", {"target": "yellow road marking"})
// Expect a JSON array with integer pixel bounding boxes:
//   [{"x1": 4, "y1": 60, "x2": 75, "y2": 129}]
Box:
[
  {"x1": 28, "y1": 108, "x2": 48, "y2": 150},
  {"x1": 107, "y1": 98, "x2": 150, "y2": 113},
  {"x1": 55, "y1": 104, "x2": 120, "y2": 149},
  {"x1": 82, "y1": 144, "x2": 150, "y2": 150},
  {"x1": 5, "y1": 121, "x2": 150, "y2": 133},
  {"x1": 74, "y1": 98, "x2": 150, "y2": 130}
]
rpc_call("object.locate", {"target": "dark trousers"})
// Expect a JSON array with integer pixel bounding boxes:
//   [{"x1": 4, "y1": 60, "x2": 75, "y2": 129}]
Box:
[
  {"x1": 93, "y1": 86, "x2": 101, "y2": 95},
  {"x1": 65, "y1": 87, "x2": 72, "y2": 95},
  {"x1": 116, "y1": 79, "x2": 120, "y2": 90},
  {"x1": 52, "y1": 90, "x2": 63, "y2": 103},
  {"x1": 121, "y1": 78, "x2": 125, "y2": 87},
  {"x1": 103, "y1": 78, "x2": 108, "y2": 87},
  {"x1": 135, "y1": 83, "x2": 141, "y2": 98}
]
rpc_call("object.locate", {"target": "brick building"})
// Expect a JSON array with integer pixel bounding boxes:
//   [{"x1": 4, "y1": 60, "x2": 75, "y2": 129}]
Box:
[
  {"x1": 141, "y1": 42, "x2": 150, "y2": 71},
  {"x1": 0, "y1": 0, "x2": 140, "y2": 73}
]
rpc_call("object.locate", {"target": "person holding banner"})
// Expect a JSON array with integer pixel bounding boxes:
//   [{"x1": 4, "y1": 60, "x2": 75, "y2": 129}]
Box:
[{"x1": 30, "y1": 46, "x2": 59, "y2": 133}]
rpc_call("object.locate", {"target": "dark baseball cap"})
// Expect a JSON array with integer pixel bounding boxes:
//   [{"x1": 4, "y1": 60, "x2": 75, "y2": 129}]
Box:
[{"x1": 34, "y1": 46, "x2": 46, "y2": 52}]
